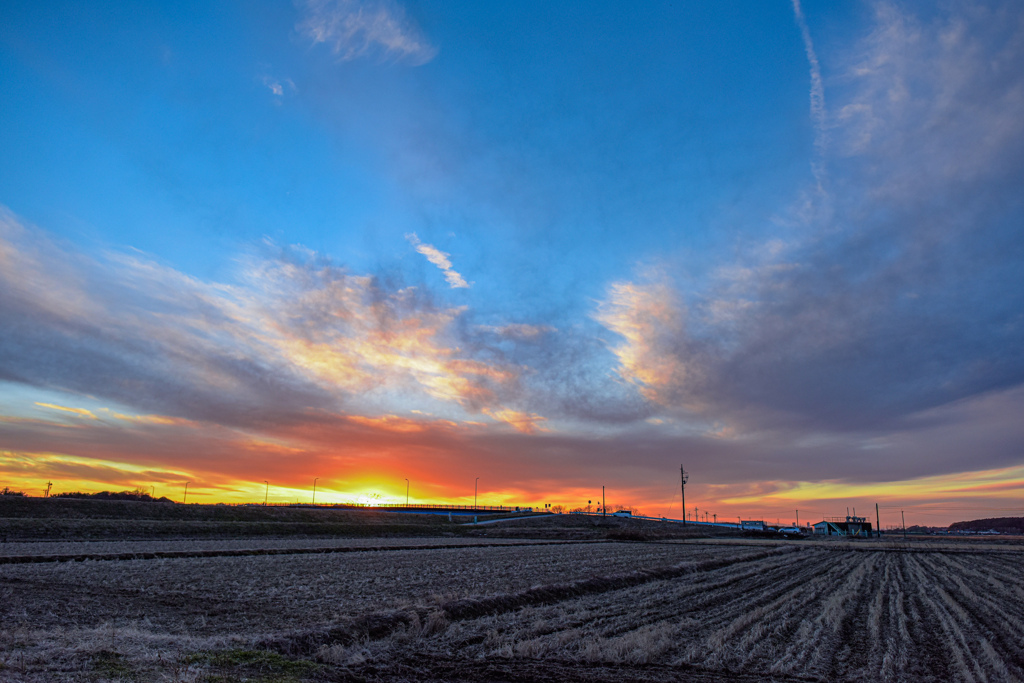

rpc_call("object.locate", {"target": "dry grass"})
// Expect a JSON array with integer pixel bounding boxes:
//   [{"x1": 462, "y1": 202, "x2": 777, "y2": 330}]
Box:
[
  {"x1": 0, "y1": 535, "x2": 560, "y2": 558},
  {"x1": 2, "y1": 529, "x2": 1023, "y2": 681}
]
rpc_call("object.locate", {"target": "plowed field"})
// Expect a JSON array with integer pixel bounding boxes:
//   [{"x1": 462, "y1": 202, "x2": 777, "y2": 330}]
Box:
[{"x1": 2, "y1": 536, "x2": 1022, "y2": 681}]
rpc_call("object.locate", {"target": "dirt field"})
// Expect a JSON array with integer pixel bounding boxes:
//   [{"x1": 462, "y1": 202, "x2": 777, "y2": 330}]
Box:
[{"x1": 1, "y1": 512, "x2": 1022, "y2": 681}]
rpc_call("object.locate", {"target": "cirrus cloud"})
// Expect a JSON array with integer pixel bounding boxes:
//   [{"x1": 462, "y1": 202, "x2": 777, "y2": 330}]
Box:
[
  {"x1": 405, "y1": 232, "x2": 470, "y2": 288},
  {"x1": 297, "y1": 0, "x2": 437, "y2": 66}
]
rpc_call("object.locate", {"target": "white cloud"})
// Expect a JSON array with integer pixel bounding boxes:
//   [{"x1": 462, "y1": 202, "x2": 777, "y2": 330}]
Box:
[
  {"x1": 260, "y1": 75, "x2": 296, "y2": 104},
  {"x1": 405, "y1": 233, "x2": 470, "y2": 289},
  {"x1": 297, "y1": 0, "x2": 437, "y2": 66},
  {"x1": 791, "y1": 0, "x2": 828, "y2": 184},
  {"x1": 476, "y1": 323, "x2": 555, "y2": 339},
  {"x1": 593, "y1": 276, "x2": 701, "y2": 410},
  {"x1": 264, "y1": 78, "x2": 283, "y2": 97},
  {"x1": 0, "y1": 213, "x2": 525, "y2": 429},
  {"x1": 592, "y1": 2, "x2": 1024, "y2": 435}
]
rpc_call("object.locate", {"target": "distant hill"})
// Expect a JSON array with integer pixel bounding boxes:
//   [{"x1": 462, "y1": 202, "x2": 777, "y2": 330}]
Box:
[
  {"x1": 948, "y1": 517, "x2": 1024, "y2": 534},
  {"x1": 53, "y1": 490, "x2": 175, "y2": 503}
]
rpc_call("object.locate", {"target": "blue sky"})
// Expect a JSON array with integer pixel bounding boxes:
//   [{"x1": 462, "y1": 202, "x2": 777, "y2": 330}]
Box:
[
  {"x1": 2, "y1": 1, "x2": 817, "y2": 285},
  {"x1": 1, "y1": 1, "x2": 1022, "y2": 524}
]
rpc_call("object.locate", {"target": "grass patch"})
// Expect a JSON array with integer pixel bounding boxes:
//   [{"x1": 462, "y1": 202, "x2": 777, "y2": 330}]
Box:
[
  {"x1": 91, "y1": 650, "x2": 134, "y2": 679},
  {"x1": 185, "y1": 649, "x2": 321, "y2": 682}
]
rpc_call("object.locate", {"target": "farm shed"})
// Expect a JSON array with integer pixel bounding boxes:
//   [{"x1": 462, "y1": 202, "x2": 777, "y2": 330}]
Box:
[{"x1": 813, "y1": 516, "x2": 873, "y2": 537}]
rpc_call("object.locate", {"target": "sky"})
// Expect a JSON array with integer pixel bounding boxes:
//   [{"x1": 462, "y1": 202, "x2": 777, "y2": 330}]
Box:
[{"x1": 1, "y1": 0, "x2": 1023, "y2": 526}]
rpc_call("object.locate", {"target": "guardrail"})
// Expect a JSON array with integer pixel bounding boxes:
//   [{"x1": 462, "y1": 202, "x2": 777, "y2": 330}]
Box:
[
  {"x1": 278, "y1": 503, "x2": 535, "y2": 513},
  {"x1": 376, "y1": 504, "x2": 535, "y2": 513}
]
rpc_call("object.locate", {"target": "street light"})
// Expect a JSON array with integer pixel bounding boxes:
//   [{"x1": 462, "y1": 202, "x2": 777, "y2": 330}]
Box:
[
  {"x1": 474, "y1": 477, "x2": 479, "y2": 509},
  {"x1": 264, "y1": 481, "x2": 269, "y2": 507},
  {"x1": 183, "y1": 481, "x2": 190, "y2": 503},
  {"x1": 312, "y1": 477, "x2": 319, "y2": 505},
  {"x1": 405, "y1": 478, "x2": 409, "y2": 507}
]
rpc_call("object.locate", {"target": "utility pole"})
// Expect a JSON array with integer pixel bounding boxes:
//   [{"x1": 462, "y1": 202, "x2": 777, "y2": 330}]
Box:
[
  {"x1": 264, "y1": 481, "x2": 269, "y2": 506},
  {"x1": 713, "y1": 513, "x2": 717, "y2": 524},
  {"x1": 405, "y1": 479, "x2": 409, "y2": 507},
  {"x1": 602, "y1": 486, "x2": 606, "y2": 518},
  {"x1": 312, "y1": 477, "x2": 319, "y2": 505},
  {"x1": 875, "y1": 503, "x2": 880, "y2": 538},
  {"x1": 901, "y1": 510, "x2": 906, "y2": 539},
  {"x1": 680, "y1": 465, "x2": 688, "y2": 526},
  {"x1": 150, "y1": 485, "x2": 155, "y2": 499},
  {"x1": 796, "y1": 509, "x2": 799, "y2": 527},
  {"x1": 44, "y1": 481, "x2": 52, "y2": 498},
  {"x1": 183, "y1": 482, "x2": 190, "y2": 503},
  {"x1": 475, "y1": 477, "x2": 479, "y2": 509}
]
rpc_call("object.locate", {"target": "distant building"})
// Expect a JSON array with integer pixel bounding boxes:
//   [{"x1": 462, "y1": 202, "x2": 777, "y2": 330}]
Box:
[
  {"x1": 813, "y1": 516, "x2": 873, "y2": 537},
  {"x1": 740, "y1": 520, "x2": 765, "y2": 530}
]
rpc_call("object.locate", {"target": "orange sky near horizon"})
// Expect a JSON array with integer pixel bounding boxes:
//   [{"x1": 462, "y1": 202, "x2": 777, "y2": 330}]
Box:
[{"x1": 4, "y1": 399, "x2": 1022, "y2": 527}]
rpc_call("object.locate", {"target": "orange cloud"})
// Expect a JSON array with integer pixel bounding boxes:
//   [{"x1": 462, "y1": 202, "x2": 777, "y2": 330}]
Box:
[
  {"x1": 594, "y1": 277, "x2": 695, "y2": 408},
  {"x1": 347, "y1": 414, "x2": 460, "y2": 433},
  {"x1": 34, "y1": 402, "x2": 97, "y2": 419},
  {"x1": 483, "y1": 408, "x2": 548, "y2": 434},
  {"x1": 108, "y1": 411, "x2": 194, "y2": 426}
]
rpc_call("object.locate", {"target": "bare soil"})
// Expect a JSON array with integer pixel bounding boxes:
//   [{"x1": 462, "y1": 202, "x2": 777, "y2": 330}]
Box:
[{"x1": 1, "y1": 508, "x2": 1021, "y2": 682}]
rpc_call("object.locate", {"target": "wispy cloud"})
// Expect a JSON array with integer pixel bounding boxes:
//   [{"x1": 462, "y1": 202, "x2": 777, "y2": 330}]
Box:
[
  {"x1": 593, "y1": 276, "x2": 702, "y2": 411},
  {"x1": 261, "y1": 75, "x2": 295, "y2": 103},
  {"x1": 593, "y1": 2, "x2": 1024, "y2": 439},
  {"x1": 482, "y1": 408, "x2": 548, "y2": 434},
  {"x1": 791, "y1": 0, "x2": 827, "y2": 169},
  {"x1": 35, "y1": 402, "x2": 97, "y2": 420},
  {"x1": 476, "y1": 323, "x2": 555, "y2": 339},
  {"x1": 405, "y1": 232, "x2": 469, "y2": 288},
  {"x1": 0, "y1": 212, "x2": 527, "y2": 432},
  {"x1": 297, "y1": 0, "x2": 437, "y2": 66},
  {"x1": 6, "y1": 384, "x2": 1021, "y2": 518}
]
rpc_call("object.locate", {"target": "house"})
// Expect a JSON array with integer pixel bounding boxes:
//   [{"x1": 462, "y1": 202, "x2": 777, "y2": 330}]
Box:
[{"x1": 813, "y1": 516, "x2": 873, "y2": 537}]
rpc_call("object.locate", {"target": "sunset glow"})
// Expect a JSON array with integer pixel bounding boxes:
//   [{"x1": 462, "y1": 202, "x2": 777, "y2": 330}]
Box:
[{"x1": 2, "y1": 1, "x2": 1023, "y2": 526}]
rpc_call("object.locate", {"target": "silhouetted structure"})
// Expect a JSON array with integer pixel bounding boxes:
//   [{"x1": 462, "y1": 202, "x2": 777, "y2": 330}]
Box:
[{"x1": 813, "y1": 515, "x2": 873, "y2": 537}]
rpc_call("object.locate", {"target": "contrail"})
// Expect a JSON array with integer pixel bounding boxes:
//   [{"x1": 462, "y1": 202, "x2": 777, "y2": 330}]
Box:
[{"x1": 792, "y1": 0, "x2": 827, "y2": 182}]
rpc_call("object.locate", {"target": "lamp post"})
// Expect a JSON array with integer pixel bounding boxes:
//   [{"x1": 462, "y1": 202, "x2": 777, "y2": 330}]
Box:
[
  {"x1": 474, "y1": 477, "x2": 479, "y2": 509},
  {"x1": 264, "y1": 481, "x2": 269, "y2": 506},
  {"x1": 405, "y1": 478, "x2": 409, "y2": 507},
  {"x1": 183, "y1": 482, "x2": 190, "y2": 503},
  {"x1": 312, "y1": 477, "x2": 319, "y2": 505}
]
